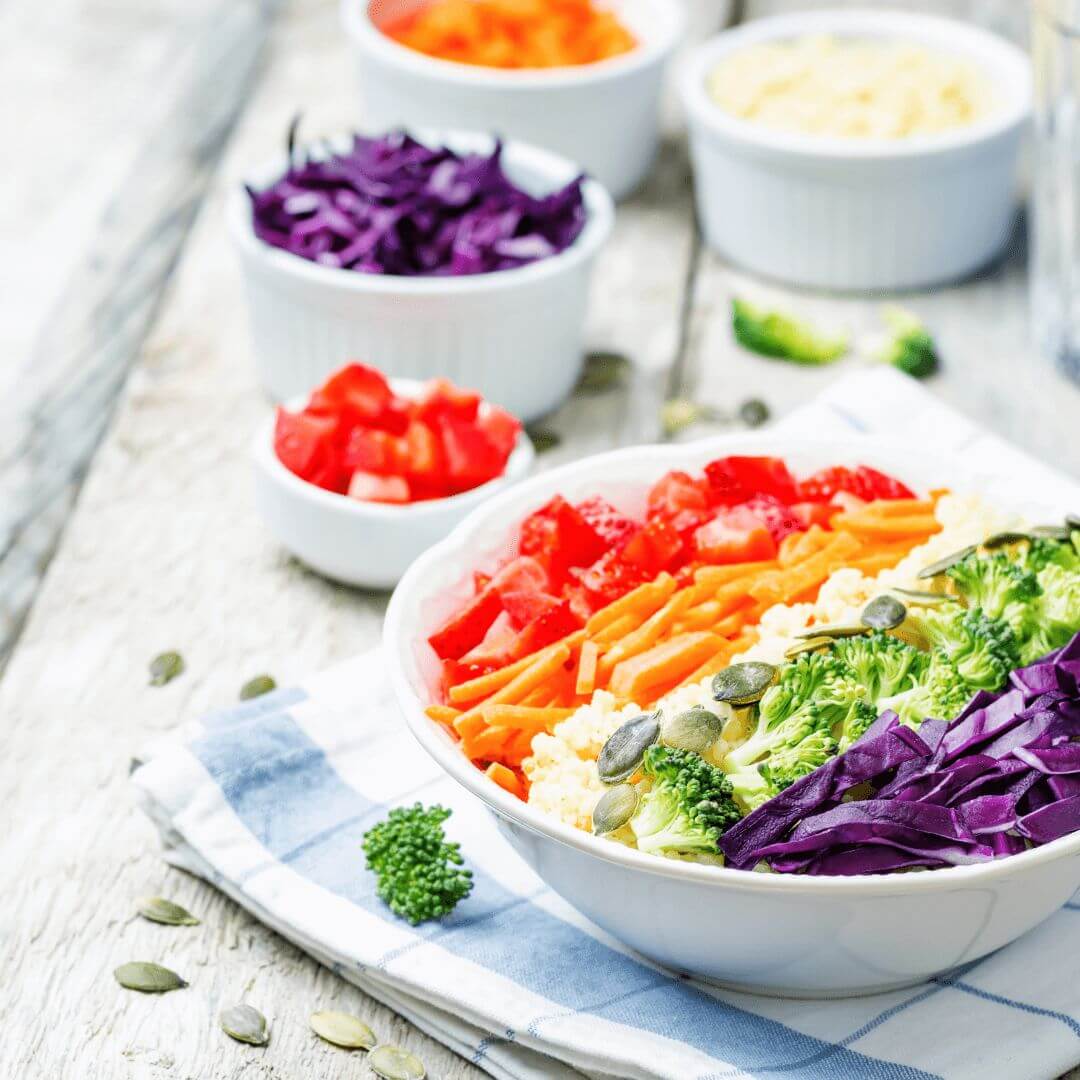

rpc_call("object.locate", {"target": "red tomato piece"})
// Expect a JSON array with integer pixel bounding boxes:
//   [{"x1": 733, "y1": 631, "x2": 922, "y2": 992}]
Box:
[
  {"x1": 418, "y1": 378, "x2": 482, "y2": 424},
  {"x1": 519, "y1": 497, "x2": 607, "y2": 581},
  {"x1": 705, "y1": 456, "x2": 797, "y2": 504},
  {"x1": 401, "y1": 420, "x2": 444, "y2": 494},
  {"x1": 852, "y1": 465, "x2": 916, "y2": 501},
  {"x1": 460, "y1": 610, "x2": 518, "y2": 669},
  {"x1": 347, "y1": 471, "x2": 411, "y2": 504},
  {"x1": 273, "y1": 407, "x2": 338, "y2": 483},
  {"x1": 792, "y1": 501, "x2": 835, "y2": 529},
  {"x1": 621, "y1": 518, "x2": 684, "y2": 576},
  {"x1": 436, "y1": 414, "x2": 505, "y2": 492},
  {"x1": 572, "y1": 548, "x2": 651, "y2": 607},
  {"x1": 342, "y1": 428, "x2": 408, "y2": 475},
  {"x1": 796, "y1": 466, "x2": 857, "y2": 503},
  {"x1": 428, "y1": 586, "x2": 506, "y2": 660},
  {"x1": 500, "y1": 588, "x2": 561, "y2": 630},
  {"x1": 575, "y1": 496, "x2": 638, "y2": 550},
  {"x1": 513, "y1": 599, "x2": 581, "y2": 657},
  {"x1": 693, "y1": 507, "x2": 778, "y2": 564},
  {"x1": 308, "y1": 363, "x2": 393, "y2": 424},
  {"x1": 740, "y1": 494, "x2": 806, "y2": 544},
  {"x1": 490, "y1": 555, "x2": 550, "y2": 598},
  {"x1": 646, "y1": 471, "x2": 713, "y2": 534},
  {"x1": 476, "y1": 405, "x2": 521, "y2": 459}
]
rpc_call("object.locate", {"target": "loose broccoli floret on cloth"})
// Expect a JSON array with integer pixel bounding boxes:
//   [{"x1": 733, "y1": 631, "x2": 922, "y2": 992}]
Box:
[
  {"x1": 867, "y1": 305, "x2": 940, "y2": 378},
  {"x1": 732, "y1": 298, "x2": 849, "y2": 365}
]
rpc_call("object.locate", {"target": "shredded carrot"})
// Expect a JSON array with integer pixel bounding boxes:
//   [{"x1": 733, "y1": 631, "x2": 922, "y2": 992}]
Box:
[
  {"x1": 859, "y1": 498, "x2": 937, "y2": 518},
  {"x1": 832, "y1": 511, "x2": 941, "y2": 539},
  {"x1": 462, "y1": 725, "x2": 513, "y2": 760},
  {"x1": 609, "y1": 632, "x2": 723, "y2": 701},
  {"x1": 598, "y1": 589, "x2": 697, "y2": 678},
  {"x1": 485, "y1": 762, "x2": 525, "y2": 799},
  {"x1": 447, "y1": 630, "x2": 585, "y2": 704},
  {"x1": 480, "y1": 704, "x2": 574, "y2": 730},
  {"x1": 575, "y1": 639, "x2": 599, "y2": 697},
  {"x1": 425, "y1": 704, "x2": 461, "y2": 725},
  {"x1": 591, "y1": 612, "x2": 642, "y2": 645},
  {"x1": 749, "y1": 532, "x2": 863, "y2": 605},
  {"x1": 693, "y1": 560, "x2": 778, "y2": 587},
  {"x1": 586, "y1": 573, "x2": 677, "y2": 635}
]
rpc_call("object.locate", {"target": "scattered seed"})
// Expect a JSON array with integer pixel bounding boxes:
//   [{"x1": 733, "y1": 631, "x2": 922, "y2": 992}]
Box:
[
  {"x1": 917, "y1": 545, "x2": 977, "y2": 580},
  {"x1": 711, "y1": 662, "x2": 777, "y2": 706},
  {"x1": 1031, "y1": 524, "x2": 1071, "y2": 541},
  {"x1": 220, "y1": 1003, "x2": 269, "y2": 1046},
  {"x1": 149, "y1": 651, "x2": 184, "y2": 687},
  {"x1": 576, "y1": 350, "x2": 631, "y2": 393},
  {"x1": 794, "y1": 624, "x2": 867, "y2": 641},
  {"x1": 981, "y1": 531, "x2": 1031, "y2": 550},
  {"x1": 660, "y1": 706, "x2": 723, "y2": 753},
  {"x1": 660, "y1": 398, "x2": 703, "y2": 438},
  {"x1": 861, "y1": 595, "x2": 907, "y2": 631},
  {"x1": 785, "y1": 636, "x2": 835, "y2": 659},
  {"x1": 310, "y1": 1009, "x2": 377, "y2": 1050},
  {"x1": 368, "y1": 1045, "x2": 426, "y2": 1080},
  {"x1": 597, "y1": 712, "x2": 660, "y2": 784},
  {"x1": 239, "y1": 675, "x2": 276, "y2": 701},
  {"x1": 738, "y1": 398, "x2": 770, "y2": 428},
  {"x1": 592, "y1": 784, "x2": 640, "y2": 835},
  {"x1": 136, "y1": 896, "x2": 200, "y2": 927},
  {"x1": 525, "y1": 425, "x2": 561, "y2": 454},
  {"x1": 114, "y1": 961, "x2": 187, "y2": 993}
]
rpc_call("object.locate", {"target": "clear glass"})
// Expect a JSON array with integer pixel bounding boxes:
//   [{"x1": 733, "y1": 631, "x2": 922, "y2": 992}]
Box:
[{"x1": 1031, "y1": 0, "x2": 1080, "y2": 381}]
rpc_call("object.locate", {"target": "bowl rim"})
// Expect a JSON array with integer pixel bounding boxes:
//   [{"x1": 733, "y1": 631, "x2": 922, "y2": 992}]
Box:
[
  {"x1": 227, "y1": 129, "x2": 616, "y2": 296},
  {"x1": 679, "y1": 7, "x2": 1032, "y2": 161},
  {"x1": 342, "y1": 0, "x2": 685, "y2": 89},
  {"x1": 252, "y1": 378, "x2": 536, "y2": 521},
  {"x1": 384, "y1": 431, "x2": 1080, "y2": 895}
]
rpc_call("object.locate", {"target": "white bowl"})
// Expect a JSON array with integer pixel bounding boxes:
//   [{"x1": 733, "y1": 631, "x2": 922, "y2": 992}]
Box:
[
  {"x1": 252, "y1": 380, "x2": 535, "y2": 589},
  {"x1": 228, "y1": 131, "x2": 615, "y2": 422},
  {"x1": 384, "y1": 434, "x2": 1080, "y2": 996},
  {"x1": 680, "y1": 10, "x2": 1032, "y2": 291},
  {"x1": 342, "y1": 0, "x2": 685, "y2": 200}
]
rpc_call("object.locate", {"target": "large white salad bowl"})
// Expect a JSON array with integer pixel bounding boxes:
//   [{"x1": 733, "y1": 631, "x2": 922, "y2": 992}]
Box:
[{"x1": 384, "y1": 435, "x2": 1080, "y2": 996}]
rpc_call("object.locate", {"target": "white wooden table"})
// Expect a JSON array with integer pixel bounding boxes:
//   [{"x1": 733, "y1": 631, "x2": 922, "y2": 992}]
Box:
[{"x1": 3, "y1": 1, "x2": 1080, "y2": 1077}]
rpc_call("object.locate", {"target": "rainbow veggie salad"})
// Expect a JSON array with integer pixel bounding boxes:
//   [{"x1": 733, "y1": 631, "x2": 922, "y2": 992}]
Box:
[{"x1": 424, "y1": 457, "x2": 1080, "y2": 875}]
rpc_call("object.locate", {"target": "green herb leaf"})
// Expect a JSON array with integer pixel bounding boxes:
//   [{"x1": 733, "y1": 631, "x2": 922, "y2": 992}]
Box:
[
  {"x1": 136, "y1": 896, "x2": 200, "y2": 927},
  {"x1": 149, "y1": 651, "x2": 184, "y2": 687},
  {"x1": 239, "y1": 675, "x2": 276, "y2": 701},
  {"x1": 310, "y1": 1010, "x2": 377, "y2": 1050},
  {"x1": 114, "y1": 961, "x2": 187, "y2": 993},
  {"x1": 524, "y1": 425, "x2": 561, "y2": 454},
  {"x1": 576, "y1": 350, "x2": 631, "y2": 393},
  {"x1": 220, "y1": 1004, "x2": 269, "y2": 1046},
  {"x1": 369, "y1": 1045, "x2": 426, "y2": 1080}
]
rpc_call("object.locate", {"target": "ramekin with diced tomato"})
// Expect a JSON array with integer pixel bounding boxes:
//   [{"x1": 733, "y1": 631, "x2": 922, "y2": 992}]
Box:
[{"x1": 252, "y1": 364, "x2": 534, "y2": 588}]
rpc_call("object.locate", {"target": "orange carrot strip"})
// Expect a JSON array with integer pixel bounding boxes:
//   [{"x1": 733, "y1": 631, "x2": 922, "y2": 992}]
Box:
[
  {"x1": 426, "y1": 704, "x2": 461, "y2": 724},
  {"x1": 485, "y1": 762, "x2": 524, "y2": 799},
  {"x1": 598, "y1": 589, "x2": 697, "y2": 679},
  {"x1": 447, "y1": 630, "x2": 585, "y2": 704},
  {"x1": 453, "y1": 711, "x2": 489, "y2": 740},
  {"x1": 777, "y1": 531, "x2": 807, "y2": 567},
  {"x1": 592, "y1": 612, "x2": 643, "y2": 645},
  {"x1": 480, "y1": 704, "x2": 575, "y2": 729},
  {"x1": 576, "y1": 639, "x2": 599, "y2": 697},
  {"x1": 848, "y1": 551, "x2": 911, "y2": 575},
  {"x1": 456, "y1": 643, "x2": 572, "y2": 722},
  {"x1": 832, "y1": 512, "x2": 942, "y2": 539},
  {"x1": 859, "y1": 498, "x2": 936, "y2": 518},
  {"x1": 462, "y1": 725, "x2": 512, "y2": 760},
  {"x1": 609, "y1": 632, "x2": 723, "y2": 701},
  {"x1": 693, "y1": 561, "x2": 778, "y2": 587},
  {"x1": 749, "y1": 532, "x2": 862, "y2": 605},
  {"x1": 585, "y1": 573, "x2": 677, "y2": 635}
]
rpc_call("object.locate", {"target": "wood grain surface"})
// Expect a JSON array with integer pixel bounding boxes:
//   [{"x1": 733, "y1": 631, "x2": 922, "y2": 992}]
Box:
[{"x1": 2, "y1": 1, "x2": 1078, "y2": 1078}]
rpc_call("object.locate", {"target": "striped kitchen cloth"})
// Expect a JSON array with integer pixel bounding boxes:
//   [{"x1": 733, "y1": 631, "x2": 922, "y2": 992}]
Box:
[{"x1": 133, "y1": 369, "x2": 1080, "y2": 1080}]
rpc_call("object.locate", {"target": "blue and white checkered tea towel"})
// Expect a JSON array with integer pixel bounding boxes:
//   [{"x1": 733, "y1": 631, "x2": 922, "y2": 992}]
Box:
[{"x1": 133, "y1": 369, "x2": 1080, "y2": 1080}]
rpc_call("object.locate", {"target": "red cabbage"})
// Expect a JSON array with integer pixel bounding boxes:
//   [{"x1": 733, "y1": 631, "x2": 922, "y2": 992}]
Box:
[
  {"x1": 246, "y1": 131, "x2": 587, "y2": 277},
  {"x1": 720, "y1": 633, "x2": 1080, "y2": 875}
]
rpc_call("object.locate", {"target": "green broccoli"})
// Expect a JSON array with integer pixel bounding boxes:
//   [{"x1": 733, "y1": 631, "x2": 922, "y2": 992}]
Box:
[
  {"x1": 628, "y1": 745, "x2": 743, "y2": 856},
  {"x1": 946, "y1": 550, "x2": 1042, "y2": 637},
  {"x1": 362, "y1": 803, "x2": 473, "y2": 925},
  {"x1": 1019, "y1": 562, "x2": 1080, "y2": 664},
  {"x1": 832, "y1": 631, "x2": 926, "y2": 703},
  {"x1": 1021, "y1": 535, "x2": 1080, "y2": 574},
  {"x1": 879, "y1": 649, "x2": 972, "y2": 727},
  {"x1": 902, "y1": 602, "x2": 1019, "y2": 690},
  {"x1": 732, "y1": 298, "x2": 849, "y2": 366},
  {"x1": 868, "y1": 305, "x2": 939, "y2": 379},
  {"x1": 835, "y1": 697, "x2": 882, "y2": 752}
]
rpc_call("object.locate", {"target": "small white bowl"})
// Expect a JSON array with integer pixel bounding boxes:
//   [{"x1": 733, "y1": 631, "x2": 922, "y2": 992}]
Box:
[
  {"x1": 385, "y1": 434, "x2": 1080, "y2": 995},
  {"x1": 341, "y1": 0, "x2": 684, "y2": 200},
  {"x1": 228, "y1": 131, "x2": 614, "y2": 422},
  {"x1": 252, "y1": 380, "x2": 535, "y2": 589},
  {"x1": 680, "y1": 9, "x2": 1032, "y2": 291}
]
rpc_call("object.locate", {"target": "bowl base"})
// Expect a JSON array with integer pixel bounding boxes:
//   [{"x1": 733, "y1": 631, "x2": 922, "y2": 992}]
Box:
[{"x1": 696, "y1": 971, "x2": 935, "y2": 1001}]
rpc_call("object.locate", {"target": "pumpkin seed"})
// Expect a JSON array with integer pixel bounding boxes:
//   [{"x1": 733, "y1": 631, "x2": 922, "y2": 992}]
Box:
[
  {"x1": 524, "y1": 424, "x2": 561, "y2": 454},
  {"x1": 861, "y1": 596, "x2": 907, "y2": 631},
  {"x1": 661, "y1": 398, "x2": 711, "y2": 438},
  {"x1": 738, "y1": 398, "x2": 770, "y2": 428},
  {"x1": 220, "y1": 1004, "x2": 269, "y2": 1046},
  {"x1": 114, "y1": 961, "x2": 187, "y2": 993},
  {"x1": 592, "y1": 784, "x2": 639, "y2": 835},
  {"x1": 892, "y1": 587, "x2": 950, "y2": 606},
  {"x1": 1066, "y1": 514, "x2": 1080, "y2": 532},
  {"x1": 981, "y1": 531, "x2": 1031, "y2": 550},
  {"x1": 239, "y1": 675, "x2": 276, "y2": 701},
  {"x1": 369, "y1": 1045, "x2": 426, "y2": 1080},
  {"x1": 1031, "y1": 524, "x2": 1071, "y2": 541},
  {"x1": 598, "y1": 712, "x2": 660, "y2": 783},
  {"x1": 916, "y1": 545, "x2": 977, "y2": 580},
  {"x1": 784, "y1": 636, "x2": 835, "y2": 659},
  {"x1": 310, "y1": 1010, "x2": 377, "y2": 1050},
  {"x1": 577, "y1": 350, "x2": 630, "y2": 393},
  {"x1": 136, "y1": 896, "x2": 200, "y2": 927},
  {"x1": 149, "y1": 651, "x2": 184, "y2": 687},
  {"x1": 712, "y1": 662, "x2": 777, "y2": 706},
  {"x1": 660, "y1": 706, "x2": 723, "y2": 753},
  {"x1": 794, "y1": 625, "x2": 867, "y2": 641}
]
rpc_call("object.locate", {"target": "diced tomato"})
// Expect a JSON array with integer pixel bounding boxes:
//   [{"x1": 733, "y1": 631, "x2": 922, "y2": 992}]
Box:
[
  {"x1": 831, "y1": 491, "x2": 867, "y2": 513},
  {"x1": 621, "y1": 518, "x2": 683, "y2": 575},
  {"x1": 436, "y1": 413, "x2": 504, "y2": 492},
  {"x1": 274, "y1": 407, "x2": 339, "y2": 483},
  {"x1": 693, "y1": 506, "x2": 778, "y2": 564},
  {"x1": 740, "y1": 494, "x2": 806, "y2": 544},
  {"x1": 576, "y1": 496, "x2": 638, "y2": 550},
  {"x1": 343, "y1": 428, "x2": 408, "y2": 475},
  {"x1": 572, "y1": 548, "x2": 651, "y2": 606},
  {"x1": 308, "y1": 363, "x2": 393, "y2": 424},
  {"x1": 490, "y1": 555, "x2": 550, "y2": 598},
  {"x1": 473, "y1": 570, "x2": 492, "y2": 593},
  {"x1": 401, "y1": 420, "x2": 443, "y2": 493},
  {"x1": 793, "y1": 501, "x2": 835, "y2": 529},
  {"x1": 520, "y1": 497, "x2": 607, "y2": 582},
  {"x1": 417, "y1": 378, "x2": 482, "y2": 424},
  {"x1": 797, "y1": 465, "x2": 914, "y2": 503},
  {"x1": 646, "y1": 471, "x2": 712, "y2": 534},
  {"x1": 513, "y1": 599, "x2": 581, "y2": 656},
  {"x1": 564, "y1": 583, "x2": 596, "y2": 623},
  {"x1": 378, "y1": 395, "x2": 413, "y2": 436},
  {"x1": 852, "y1": 465, "x2": 916, "y2": 501},
  {"x1": 460, "y1": 610, "x2": 518, "y2": 668},
  {"x1": 705, "y1": 456, "x2": 797, "y2": 505},
  {"x1": 429, "y1": 586, "x2": 506, "y2": 660},
  {"x1": 347, "y1": 471, "x2": 411, "y2": 504},
  {"x1": 500, "y1": 588, "x2": 561, "y2": 630},
  {"x1": 476, "y1": 404, "x2": 521, "y2": 459}
]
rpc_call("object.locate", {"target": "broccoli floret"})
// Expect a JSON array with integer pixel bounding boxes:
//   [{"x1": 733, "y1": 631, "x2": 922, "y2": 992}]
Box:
[
  {"x1": 732, "y1": 298, "x2": 849, "y2": 366},
  {"x1": 628, "y1": 745, "x2": 742, "y2": 856},
  {"x1": 729, "y1": 729, "x2": 840, "y2": 812},
  {"x1": 879, "y1": 650, "x2": 972, "y2": 727},
  {"x1": 836, "y1": 698, "x2": 881, "y2": 752},
  {"x1": 832, "y1": 631, "x2": 926, "y2": 702},
  {"x1": 1022, "y1": 536, "x2": 1080, "y2": 574},
  {"x1": 1020, "y1": 562, "x2": 1080, "y2": 664},
  {"x1": 946, "y1": 550, "x2": 1042, "y2": 636},
  {"x1": 868, "y1": 305, "x2": 939, "y2": 379},
  {"x1": 362, "y1": 803, "x2": 473, "y2": 925},
  {"x1": 903, "y1": 603, "x2": 1019, "y2": 690}
]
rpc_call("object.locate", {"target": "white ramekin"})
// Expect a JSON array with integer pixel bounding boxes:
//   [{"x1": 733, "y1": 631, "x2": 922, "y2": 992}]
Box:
[
  {"x1": 680, "y1": 9, "x2": 1032, "y2": 291},
  {"x1": 385, "y1": 433, "x2": 1080, "y2": 995},
  {"x1": 252, "y1": 380, "x2": 535, "y2": 589},
  {"x1": 341, "y1": 0, "x2": 684, "y2": 200},
  {"x1": 228, "y1": 132, "x2": 615, "y2": 422}
]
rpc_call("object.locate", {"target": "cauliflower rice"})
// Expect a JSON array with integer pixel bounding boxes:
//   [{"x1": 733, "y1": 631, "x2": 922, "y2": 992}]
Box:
[{"x1": 523, "y1": 494, "x2": 1022, "y2": 831}]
